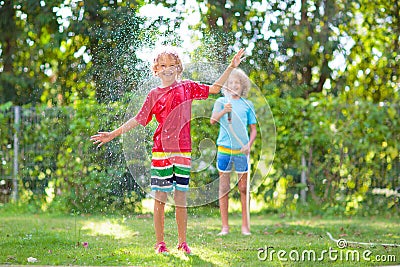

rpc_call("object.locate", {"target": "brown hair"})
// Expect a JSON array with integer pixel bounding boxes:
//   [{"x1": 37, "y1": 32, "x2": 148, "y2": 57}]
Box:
[{"x1": 151, "y1": 46, "x2": 183, "y2": 77}]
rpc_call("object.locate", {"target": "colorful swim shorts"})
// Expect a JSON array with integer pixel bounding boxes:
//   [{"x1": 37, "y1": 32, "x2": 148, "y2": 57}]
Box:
[
  {"x1": 217, "y1": 146, "x2": 248, "y2": 173},
  {"x1": 150, "y1": 151, "x2": 191, "y2": 192}
]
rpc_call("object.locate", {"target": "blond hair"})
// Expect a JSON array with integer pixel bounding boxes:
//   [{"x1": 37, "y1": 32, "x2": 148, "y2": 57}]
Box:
[
  {"x1": 223, "y1": 68, "x2": 251, "y2": 98},
  {"x1": 151, "y1": 46, "x2": 183, "y2": 77}
]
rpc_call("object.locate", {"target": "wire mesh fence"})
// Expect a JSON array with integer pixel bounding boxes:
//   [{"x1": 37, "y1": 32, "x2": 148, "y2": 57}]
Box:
[
  {"x1": 0, "y1": 106, "x2": 15, "y2": 203},
  {"x1": 0, "y1": 105, "x2": 71, "y2": 203},
  {"x1": 0, "y1": 101, "x2": 398, "y2": 214}
]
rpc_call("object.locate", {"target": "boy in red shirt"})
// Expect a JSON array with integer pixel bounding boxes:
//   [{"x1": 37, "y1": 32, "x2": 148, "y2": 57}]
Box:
[{"x1": 91, "y1": 46, "x2": 245, "y2": 254}]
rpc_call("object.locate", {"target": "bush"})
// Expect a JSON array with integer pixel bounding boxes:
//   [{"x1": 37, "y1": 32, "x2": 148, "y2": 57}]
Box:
[
  {"x1": 1, "y1": 93, "x2": 398, "y2": 215},
  {"x1": 257, "y1": 94, "x2": 399, "y2": 215},
  {"x1": 0, "y1": 100, "x2": 145, "y2": 214}
]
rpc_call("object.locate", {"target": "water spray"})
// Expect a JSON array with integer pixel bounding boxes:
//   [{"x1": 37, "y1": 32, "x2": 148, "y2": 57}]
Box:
[{"x1": 123, "y1": 61, "x2": 276, "y2": 208}]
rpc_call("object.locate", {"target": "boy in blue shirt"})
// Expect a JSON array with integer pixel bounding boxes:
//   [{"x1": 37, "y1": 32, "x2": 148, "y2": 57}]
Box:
[{"x1": 210, "y1": 68, "x2": 257, "y2": 236}]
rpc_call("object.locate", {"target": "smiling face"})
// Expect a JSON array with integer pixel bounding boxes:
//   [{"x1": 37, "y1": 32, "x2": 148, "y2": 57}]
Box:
[
  {"x1": 223, "y1": 68, "x2": 251, "y2": 99},
  {"x1": 152, "y1": 48, "x2": 183, "y2": 87},
  {"x1": 156, "y1": 55, "x2": 178, "y2": 87},
  {"x1": 226, "y1": 76, "x2": 243, "y2": 98}
]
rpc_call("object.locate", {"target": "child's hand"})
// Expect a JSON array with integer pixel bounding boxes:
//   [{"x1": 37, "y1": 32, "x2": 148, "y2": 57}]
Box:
[
  {"x1": 223, "y1": 103, "x2": 232, "y2": 114},
  {"x1": 240, "y1": 143, "x2": 251, "y2": 155},
  {"x1": 90, "y1": 132, "x2": 114, "y2": 147},
  {"x1": 229, "y1": 48, "x2": 246, "y2": 68}
]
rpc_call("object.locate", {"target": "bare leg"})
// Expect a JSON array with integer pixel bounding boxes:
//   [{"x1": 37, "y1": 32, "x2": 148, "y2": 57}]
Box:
[
  {"x1": 238, "y1": 172, "x2": 250, "y2": 234},
  {"x1": 174, "y1": 190, "x2": 187, "y2": 244},
  {"x1": 154, "y1": 191, "x2": 167, "y2": 243},
  {"x1": 218, "y1": 172, "x2": 231, "y2": 234}
]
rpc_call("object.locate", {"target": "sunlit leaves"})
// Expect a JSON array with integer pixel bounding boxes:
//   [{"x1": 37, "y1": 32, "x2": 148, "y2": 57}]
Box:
[{"x1": 258, "y1": 93, "x2": 399, "y2": 214}]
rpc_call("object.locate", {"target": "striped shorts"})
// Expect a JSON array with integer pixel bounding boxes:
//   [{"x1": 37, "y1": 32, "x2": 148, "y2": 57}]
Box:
[{"x1": 150, "y1": 151, "x2": 191, "y2": 192}]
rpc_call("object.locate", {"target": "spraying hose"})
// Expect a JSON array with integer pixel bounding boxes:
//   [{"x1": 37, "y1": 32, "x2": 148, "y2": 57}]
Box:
[{"x1": 225, "y1": 93, "x2": 251, "y2": 231}]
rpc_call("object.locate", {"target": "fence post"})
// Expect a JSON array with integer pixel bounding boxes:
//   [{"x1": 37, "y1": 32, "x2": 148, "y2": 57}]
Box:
[{"x1": 12, "y1": 106, "x2": 20, "y2": 202}]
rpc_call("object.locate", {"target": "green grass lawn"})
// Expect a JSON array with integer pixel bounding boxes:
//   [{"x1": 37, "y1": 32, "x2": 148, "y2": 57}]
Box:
[{"x1": 0, "y1": 206, "x2": 399, "y2": 267}]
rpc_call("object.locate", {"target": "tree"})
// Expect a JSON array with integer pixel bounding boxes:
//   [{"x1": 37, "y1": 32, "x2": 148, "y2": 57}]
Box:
[
  {"x1": 0, "y1": 0, "x2": 64, "y2": 105},
  {"x1": 338, "y1": 0, "x2": 400, "y2": 103},
  {"x1": 65, "y1": 0, "x2": 149, "y2": 103},
  {"x1": 0, "y1": 1, "x2": 151, "y2": 105}
]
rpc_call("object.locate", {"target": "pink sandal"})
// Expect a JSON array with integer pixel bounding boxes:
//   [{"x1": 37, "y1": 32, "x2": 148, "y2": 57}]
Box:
[
  {"x1": 177, "y1": 242, "x2": 191, "y2": 254},
  {"x1": 155, "y1": 241, "x2": 169, "y2": 254}
]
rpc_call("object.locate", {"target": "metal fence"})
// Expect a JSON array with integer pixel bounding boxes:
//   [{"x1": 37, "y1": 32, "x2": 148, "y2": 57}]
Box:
[{"x1": 0, "y1": 106, "x2": 70, "y2": 203}]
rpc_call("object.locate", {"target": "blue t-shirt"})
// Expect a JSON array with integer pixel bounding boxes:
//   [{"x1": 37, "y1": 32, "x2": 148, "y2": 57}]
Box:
[{"x1": 212, "y1": 97, "x2": 257, "y2": 150}]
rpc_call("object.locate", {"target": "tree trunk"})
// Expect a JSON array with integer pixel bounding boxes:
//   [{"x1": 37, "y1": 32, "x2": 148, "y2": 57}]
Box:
[{"x1": 1, "y1": 0, "x2": 17, "y2": 103}]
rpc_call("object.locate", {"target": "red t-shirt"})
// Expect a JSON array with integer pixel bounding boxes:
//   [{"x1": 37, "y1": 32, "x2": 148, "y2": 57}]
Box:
[{"x1": 134, "y1": 80, "x2": 210, "y2": 152}]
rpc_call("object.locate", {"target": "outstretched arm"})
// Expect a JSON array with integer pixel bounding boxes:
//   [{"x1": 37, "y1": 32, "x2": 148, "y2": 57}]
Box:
[
  {"x1": 90, "y1": 117, "x2": 140, "y2": 147},
  {"x1": 209, "y1": 48, "x2": 246, "y2": 94}
]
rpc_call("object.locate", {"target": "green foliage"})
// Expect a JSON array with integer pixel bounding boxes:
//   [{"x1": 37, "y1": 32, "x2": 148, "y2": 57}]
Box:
[
  {"x1": 0, "y1": 0, "x2": 66, "y2": 105},
  {"x1": 340, "y1": 0, "x2": 400, "y2": 102},
  {"x1": 257, "y1": 93, "x2": 399, "y2": 215},
  {"x1": 84, "y1": 6, "x2": 148, "y2": 103},
  {"x1": 17, "y1": 105, "x2": 70, "y2": 207},
  {"x1": 1, "y1": 0, "x2": 398, "y2": 105},
  {"x1": 0, "y1": 102, "x2": 14, "y2": 203},
  {"x1": 1, "y1": 0, "x2": 399, "y2": 216},
  {"x1": 1, "y1": 91, "x2": 398, "y2": 216},
  {"x1": 0, "y1": 101, "x2": 145, "y2": 214},
  {"x1": 190, "y1": 100, "x2": 220, "y2": 192},
  {"x1": 0, "y1": 1, "x2": 152, "y2": 105},
  {"x1": 53, "y1": 99, "x2": 145, "y2": 214}
]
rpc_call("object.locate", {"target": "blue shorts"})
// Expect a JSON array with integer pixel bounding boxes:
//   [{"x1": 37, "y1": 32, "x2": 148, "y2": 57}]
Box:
[{"x1": 217, "y1": 152, "x2": 248, "y2": 173}]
